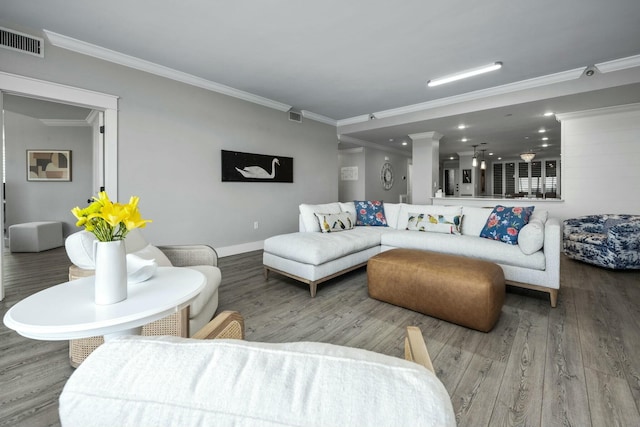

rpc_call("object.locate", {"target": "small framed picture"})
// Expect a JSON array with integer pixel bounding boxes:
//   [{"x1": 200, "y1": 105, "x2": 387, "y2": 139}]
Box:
[
  {"x1": 462, "y1": 169, "x2": 471, "y2": 183},
  {"x1": 27, "y1": 150, "x2": 72, "y2": 181}
]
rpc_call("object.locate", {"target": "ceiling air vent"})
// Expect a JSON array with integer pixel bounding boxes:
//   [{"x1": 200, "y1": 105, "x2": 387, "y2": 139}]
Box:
[
  {"x1": 288, "y1": 110, "x2": 302, "y2": 123},
  {"x1": 0, "y1": 26, "x2": 44, "y2": 57}
]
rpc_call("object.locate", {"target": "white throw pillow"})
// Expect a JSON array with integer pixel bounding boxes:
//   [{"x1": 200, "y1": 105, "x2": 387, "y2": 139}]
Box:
[
  {"x1": 123, "y1": 228, "x2": 149, "y2": 253},
  {"x1": 382, "y1": 203, "x2": 401, "y2": 229},
  {"x1": 461, "y1": 207, "x2": 494, "y2": 236},
  {"x1": 338, "y1": 202, "x2": 355, "y2": 214},
  {"x1": 518, "y1": 219, "x2": 545, "y2": 255},
  {"x1": 338, "y1": 202, "x2": 357, "y2": 226},
  {"x1": 530, "y1": 209, "x2": 548, "y2": 223},
  {"x1": 397, "y1": 204, "x2": 461, "y2": 230},
  {"x1": 299, "y1": 203, "x2": 341, "y2": 232},
  {"x1": 315, "y1": 212, "x2": 355, "y2": 233},
  {"x1": 131, "y1": 244, "x2": 173, "y2": 267},
  {"x1": 406, "y1": 213, "x2": 462, "y2": 234}
]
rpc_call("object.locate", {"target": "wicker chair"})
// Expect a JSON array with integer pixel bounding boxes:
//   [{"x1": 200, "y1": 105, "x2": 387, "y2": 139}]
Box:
[{"x1": 67, "y1": 241, "x2": 221, "y2": 367}]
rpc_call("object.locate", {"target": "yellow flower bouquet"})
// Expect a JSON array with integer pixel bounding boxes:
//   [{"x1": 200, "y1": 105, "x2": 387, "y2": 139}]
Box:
[{"x1": 71, "y1": 191, "x2": 152, "y2": 242}]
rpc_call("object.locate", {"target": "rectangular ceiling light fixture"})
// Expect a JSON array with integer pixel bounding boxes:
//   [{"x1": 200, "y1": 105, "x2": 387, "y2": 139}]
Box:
[{"x1": 427, "y1": 62, "x2": 502, "y2": 87}]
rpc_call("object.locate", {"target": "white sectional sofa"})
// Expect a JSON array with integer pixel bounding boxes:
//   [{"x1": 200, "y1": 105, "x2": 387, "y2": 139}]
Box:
[{"x1": 263, "y1": 202, "x2": 561, "y2": 307}]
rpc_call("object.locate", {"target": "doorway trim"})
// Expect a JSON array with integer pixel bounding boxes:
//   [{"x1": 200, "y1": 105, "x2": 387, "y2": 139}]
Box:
[{"x1": 0, "y1": 71, "x2": 119, "y2": 301}]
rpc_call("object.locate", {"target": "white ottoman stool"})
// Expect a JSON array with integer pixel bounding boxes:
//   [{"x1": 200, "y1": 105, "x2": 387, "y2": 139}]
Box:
[{"x1": 9, "y1": 221, "x2": 64, "y2": 253}]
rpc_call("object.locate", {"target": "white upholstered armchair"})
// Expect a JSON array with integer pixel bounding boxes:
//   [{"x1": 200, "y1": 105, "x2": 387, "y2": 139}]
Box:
[{"x1": 64, "y1": 229, "x2": 221, "y2": 367}]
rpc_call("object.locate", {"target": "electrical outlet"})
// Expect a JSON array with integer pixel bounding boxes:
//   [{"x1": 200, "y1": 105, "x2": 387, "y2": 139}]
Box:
[{"x1": 254, "y1": 221, "x2": 259, "y2": 230}]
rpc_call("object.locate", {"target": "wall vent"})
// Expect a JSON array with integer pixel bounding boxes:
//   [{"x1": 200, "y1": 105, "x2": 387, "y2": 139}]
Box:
[
  {"x1": 0, "y1": 26, "x2": 44, "y2": 57},
  {"x1": 288, "y1": 110, "x2": 302, "y2": 123}
]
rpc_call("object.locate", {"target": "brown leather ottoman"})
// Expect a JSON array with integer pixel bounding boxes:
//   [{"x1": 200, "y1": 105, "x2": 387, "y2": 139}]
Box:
[{"x1": 367, "y1": 249, "x2": 505, "y2": 332}]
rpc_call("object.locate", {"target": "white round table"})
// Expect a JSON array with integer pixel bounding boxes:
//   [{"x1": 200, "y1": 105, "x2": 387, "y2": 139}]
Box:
[{"x1": 3, "y1": 267, "x2": 205, "y2": 341}]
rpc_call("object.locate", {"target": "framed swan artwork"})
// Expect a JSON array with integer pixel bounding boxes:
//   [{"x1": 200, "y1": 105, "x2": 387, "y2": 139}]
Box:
[{"x1": 221, "y1": 150, "x2": 293, "y2": 183}]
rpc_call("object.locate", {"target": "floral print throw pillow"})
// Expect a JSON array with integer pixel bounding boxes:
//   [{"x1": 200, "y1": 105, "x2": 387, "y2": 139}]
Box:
[
  {"x1": 480, "y1": 205, "x2": 534, "y2": 244},
  {"x1": 354, "y1": 200, "x2": 388, "y2": 226}
]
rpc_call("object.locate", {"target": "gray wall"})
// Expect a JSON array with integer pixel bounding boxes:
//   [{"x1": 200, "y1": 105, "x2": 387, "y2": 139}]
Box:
[
  {"x1": 0, "y1": 32, "x2": 338, "y2": 254},
  {"x1": 364, "y1": 148, "x2": 409, "y2": 203},
  {"x1": 4, "y1": 111, "x2": 93, "y2": 236},
  {"x1": 338, "y1": 149, "x2": 365, "y2": 202},
  {"x1": 338, "y1": 146, "x2": 409, "y2": 204}
]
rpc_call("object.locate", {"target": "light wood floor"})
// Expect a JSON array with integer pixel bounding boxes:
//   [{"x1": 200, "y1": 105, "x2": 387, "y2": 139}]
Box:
[{"x1": 1, "y1": 247, "x2": 639, "y2": 426}]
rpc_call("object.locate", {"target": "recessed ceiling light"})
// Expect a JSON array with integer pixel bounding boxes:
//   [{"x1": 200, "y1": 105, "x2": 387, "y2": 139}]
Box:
[
  {"x1": 389, "y1": 138, "x2": 394, "y2": 142},
  {"x1": 489, "y1": 152, "x2": 494, "y2": 156},
  {"x1": 427, "y1": 62, "x2": 503, "y2": 87},
  {"x1": 542, "y1": 137, "x2": 549, "y2": 141},
  {"x1": 542, "y1": 143, "x2": 549, "y2": 147},
  {"x1": 498, "y1": 157, "x2": 502, "y2": 160},
  {"x1": 461, "y1": 137, "x2": 468, "y2": 142},
  {"x1": 538, "y1": 128, "x2": 546, "y2": 133},
  {"x1": 458, "y1": 124, "x2": 466, "y2": 130},
  {"x1": 544, "y1": 111, "x2": 554, "y2": 116},
  {"x1": 402, "y1": 141, "x2": 408, "y2": 146},
  {"x1": 449, "y1": 156, "x2": 454, "y2": 160}
]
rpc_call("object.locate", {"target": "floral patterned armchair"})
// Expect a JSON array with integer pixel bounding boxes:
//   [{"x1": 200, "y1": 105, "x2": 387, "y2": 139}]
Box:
[{"x1": 563, "y1": 214, "x2": 640, "y2": 269}]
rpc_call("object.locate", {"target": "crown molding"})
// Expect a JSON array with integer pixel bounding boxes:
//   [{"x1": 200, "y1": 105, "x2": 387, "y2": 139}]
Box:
[
  {"x1": 336, "y1": 114, "x2": 371, "y2": 127},
  {"x1": 595, "y1": 54, "x2": 640, "y2": 73},
  {"x1": 39, "y1": 119, "x2": 91, "y2": 126},
  {"x1": 408, "y1": 131, "x2": 443, "y2": 141},
  {"x1": 0, "y1": 70, "x2": 119, "y2": 109},
  {"x1": 301, "y1": 110, "x2": 336, "y2": 126},
  {"x1": 555, "y1": 102, "x2": 640, "y2": 121},
  {"x1": 43, "y1": 30, "x2": 293, "y2": 113}
]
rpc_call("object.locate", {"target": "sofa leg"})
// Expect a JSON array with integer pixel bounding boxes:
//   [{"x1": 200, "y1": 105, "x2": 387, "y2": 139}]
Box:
[
  {"x1": 309, "y1": 283, "x2": 317, "y2": 298},
  {"x1": 264, "y1": 267, "x2": 269, "y2": 280},
  {"x1": 549, "y1": 289, "x2": 558, "y2": 308}
]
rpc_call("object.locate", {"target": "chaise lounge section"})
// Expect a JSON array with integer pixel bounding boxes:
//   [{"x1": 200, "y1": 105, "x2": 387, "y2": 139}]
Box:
[{"x1": 264, "y1": 201, "x2": 561, "y2": 306}]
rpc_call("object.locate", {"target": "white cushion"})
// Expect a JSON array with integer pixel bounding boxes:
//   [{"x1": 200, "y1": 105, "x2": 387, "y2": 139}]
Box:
[
  {"x1": 381, "y1": 230, "x2": 546, "y2": 270},
  {"x1": 182, "y1": 265, "x2": 221, "y2": 318},
  {"x1": 461, "y1": 207, "x2": 494, "y2": 236},
  {"x1": 123, "y1": 228, "x2": 149, "y2": 253},
  {"x1": 338, "y1": 201, "x2": 355, "y2": 214},
  {"x1": 299, "y1": 203, "x2": 341, "y2": 232},
  {"x1": 530, "y1": 209, "x2": 548, "y2": 223},
  {"x1": 59, "y1": 336, "x2": 455, "y2": 427},
  {"x1": 131, "y1": 244, "x2": 172, "y2": 267},
  {"x1": 396, "y1": 204, "x2": 461, "y2": 230},
  {"x1": 264, "y1": 228, "x2": 389, "y2": 265},
  {"x1": 518, "y1": 219, "x2": 545, "y2": 255},
  {"x1": 382, "y1": 202, "x2": 401, "y2": 229}
]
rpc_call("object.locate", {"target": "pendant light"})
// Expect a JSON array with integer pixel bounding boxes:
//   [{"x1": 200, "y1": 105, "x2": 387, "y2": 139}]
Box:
[
  {"x1": 471, "y1": 145, "x2": 478, "y2": 167},
  {"x1": 480, "y1": 150, "x2": 486, "y2": 170}
]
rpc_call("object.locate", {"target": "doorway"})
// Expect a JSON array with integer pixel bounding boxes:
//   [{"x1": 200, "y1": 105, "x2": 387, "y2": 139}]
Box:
[
  {"x1": 0, "y1": 71, "x2": 119, "y2": 301},
  {"x1": 444, "y1": 169, "x2": 457, "y2": 196}
]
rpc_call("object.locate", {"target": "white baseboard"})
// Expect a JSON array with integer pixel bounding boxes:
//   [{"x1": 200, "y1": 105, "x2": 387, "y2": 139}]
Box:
[{"x1": 216, "y1": 240, "x2": 264, "y2": 258}]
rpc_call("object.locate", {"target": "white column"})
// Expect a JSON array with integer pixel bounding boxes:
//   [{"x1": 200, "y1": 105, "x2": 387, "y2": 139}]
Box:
[{"x1": 408, "y1": 132, "x2": 442, "y2": 204}]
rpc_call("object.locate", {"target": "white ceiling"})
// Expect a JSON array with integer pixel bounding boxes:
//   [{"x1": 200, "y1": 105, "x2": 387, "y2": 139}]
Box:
[{"x1": 2, "y1": 0, "x2": 640, "y2": 159}]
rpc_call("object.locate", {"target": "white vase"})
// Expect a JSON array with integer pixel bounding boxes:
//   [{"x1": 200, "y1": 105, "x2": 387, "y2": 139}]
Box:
[{"x1": 93, "y1": 240, "x2": 128, "y2": 305}]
